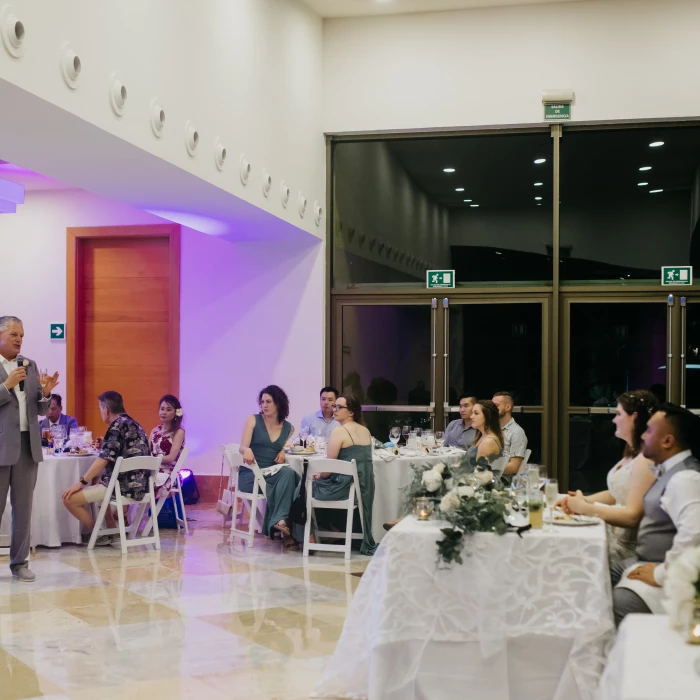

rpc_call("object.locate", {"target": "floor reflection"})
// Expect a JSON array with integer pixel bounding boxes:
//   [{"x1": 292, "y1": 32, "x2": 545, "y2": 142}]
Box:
[{"x1": 0, "y1": 505, "x2": 369, "y2": 699}]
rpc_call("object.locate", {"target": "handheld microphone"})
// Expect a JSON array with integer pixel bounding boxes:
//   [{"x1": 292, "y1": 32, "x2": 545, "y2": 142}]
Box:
[{"x1": 16, "y1": 355, "x2": 27, "y2": 391}]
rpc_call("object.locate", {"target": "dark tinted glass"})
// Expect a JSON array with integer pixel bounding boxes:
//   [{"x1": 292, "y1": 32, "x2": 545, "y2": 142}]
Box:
[
  {"x1": 568, "y1": 414, "x2": 624, "y2": 493},
  {"x1": 341, "y1": 305, "x2": 431, "y2": 406},
  {"x1": 569, "y1": 303, "x2": 667, "y2": 406},
  {"x1": 449, "y1": 303, "x2": 543, "y2": 405},
  {"x1": 560, "y1": 126, "x2": 700, "y2": 283},
  {"x1": 333, "y1": 133, "x2": 553, "y2": 289},
  {"x1": 683, "y1": 302, "x2": 700, "y2": 408}
]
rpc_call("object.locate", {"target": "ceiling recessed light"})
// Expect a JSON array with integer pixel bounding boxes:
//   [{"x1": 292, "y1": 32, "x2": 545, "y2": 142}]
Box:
[
  {"x1": 443, "y1": 167, "x2": 456, "y2": 173},
  {"x1": 637, "y1": 182, "x2": 649, "y2": 186},
  {"x1": 534, "y1": 158, "x2": 546, "y2": 164},
  {"x1": 650, "y1": 189, "x2": 664, "y2": 193},
  {"x1": 534, "y1": 182, "x2": 543, "y2": 186},
  {"x1": 639, "y1": 166, "x2": 652, "y2": 171},
  {"x1": 455, "y1": 187, "x2": 464, "y2": 192},
  {"x1": 495, "y1": 251, "x2": 502, "y2": 255},
  {"x1": 463, "y1": 199, "x2": 472, "y2": 202},
  {"x1": 470, "y1": 204, "x2": 479, "y2": 208},
  {"x1": 535, "y1": 196, "x2": 543, "y2": 201},
  {"x1": 649, "y1": 141, "x2": 664, "y2": 148},
  {"x1": 536, "y1": 203, "x2": 542, "y2": 206}
]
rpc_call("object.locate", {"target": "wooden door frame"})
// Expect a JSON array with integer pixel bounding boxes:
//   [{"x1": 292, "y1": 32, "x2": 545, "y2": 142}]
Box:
[{"x1": 66, "y1": 224, "x2": 180, "y2": 423}]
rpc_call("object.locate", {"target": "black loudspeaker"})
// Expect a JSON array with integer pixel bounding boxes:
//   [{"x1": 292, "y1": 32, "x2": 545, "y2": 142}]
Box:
[{"x1": 179, "y1": 469, "x2": 200, "y2": 505}]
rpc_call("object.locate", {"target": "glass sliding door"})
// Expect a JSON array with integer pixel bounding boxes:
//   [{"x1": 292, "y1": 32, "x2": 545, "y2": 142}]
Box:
[
  {"x1": 562, "y1": 295, "x2": 671, "y2": 491},
  {"x1": 444, "y1": 296, "x2": 548, "y2": 464},
  {"x1": 333, "y1": 297, "x2": 438, "y2": 442}
]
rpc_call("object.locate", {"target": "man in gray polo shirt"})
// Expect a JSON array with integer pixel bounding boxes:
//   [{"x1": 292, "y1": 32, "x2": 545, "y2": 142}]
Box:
[
  {"x1": 492, "y1": 392, "x2": 528, "y2": 477},
  {"x1": 444, "y1": 395, "x2": 477, "y2": 449}
]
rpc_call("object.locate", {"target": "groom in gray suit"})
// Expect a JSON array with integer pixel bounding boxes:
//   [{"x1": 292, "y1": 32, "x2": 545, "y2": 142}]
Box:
[
  {"x1": 0, "y1": 316, "x2": 59, "y2": 582},
  {"x1": 612, "y1": 403, "x2": 700, "y2": 625}
]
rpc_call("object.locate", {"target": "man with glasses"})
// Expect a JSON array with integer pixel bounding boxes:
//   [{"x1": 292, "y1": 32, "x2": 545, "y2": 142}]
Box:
[
  {"x1": 444, "y1": 395, "x2": 477, "y2": 449},
  {"x1": 300, "y1": 386, "x2": 341, "y2": 441}
]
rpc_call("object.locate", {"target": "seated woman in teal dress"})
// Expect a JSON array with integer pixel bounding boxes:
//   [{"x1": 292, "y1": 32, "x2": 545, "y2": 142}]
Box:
[
  {"x1": 239, "y1": 385, "x2": 300, "y2": 551},
  {"x1": 309, "y1": 394, "x2": 377, "y2": 556}
]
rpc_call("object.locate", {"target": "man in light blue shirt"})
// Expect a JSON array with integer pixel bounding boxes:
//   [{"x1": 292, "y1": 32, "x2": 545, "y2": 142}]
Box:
[
  {"x1": 300, "y1": 386, "x2": 340, "y2": 441},
  {"x1": 444, "y1": 394, "x2": 477, "y2": 449}
]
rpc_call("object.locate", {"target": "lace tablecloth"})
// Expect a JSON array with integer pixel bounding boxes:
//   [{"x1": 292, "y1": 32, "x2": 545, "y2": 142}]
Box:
[
  {"x1": 287, "y1": 449, "x2": 465, "y2": 543},
  {"x1": 313, "y1": 516, "x2": 615, "y2": 700},
  {"x1": 597, "y1": 614, "x2": 700, "y2": 700}
]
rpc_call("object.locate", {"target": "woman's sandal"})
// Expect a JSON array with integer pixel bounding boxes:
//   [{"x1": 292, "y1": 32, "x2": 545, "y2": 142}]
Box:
[
  {"x1": 283, "y1": 539, "x2": 299, "y2": 552},
  {"x1": 273, "y1": 521, "x2": 291, "y2": 537}
]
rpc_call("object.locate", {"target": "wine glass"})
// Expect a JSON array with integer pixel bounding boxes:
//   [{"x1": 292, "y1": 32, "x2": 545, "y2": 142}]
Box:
[
  {"x1": 538, "y1": 465, "x2": 548, "y2": 488},
  {"x1": 526, "y1": 465, "x2": 540, "y2": 489},
  {"x1": 389, "y1": 426, "x2": 401, "y2": 448},
  {"x1": 545, "y1": 478, "x2": 559, "y2": 530},
  {"x1": 513, "y1": 480, "x2": 528, "y2": 516},
  {"x1": 435, "y1": 431, "x2": 444, "y2": 448},
  {"x1": 424, "y1": 430, "x2": 436, "y2": 448},
  {"x1": 51, "y1": 425, "x2": 66, "y2": 454},
  {"x1": 299, "y1": 426, "x2": 309, "y2": 447}
]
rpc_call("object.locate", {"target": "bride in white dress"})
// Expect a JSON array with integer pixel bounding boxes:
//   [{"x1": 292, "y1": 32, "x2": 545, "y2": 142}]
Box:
[{"x1": 560, "y1": 390, "x2": 659, "y2": 563}]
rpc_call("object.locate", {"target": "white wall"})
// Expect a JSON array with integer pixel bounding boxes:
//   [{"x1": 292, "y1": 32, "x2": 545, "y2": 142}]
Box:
[
  {"x1": 323, "y1": 0, "x2": 700, "y2": 133},
  {"x1": 0, "y1": 0, "x2": 325, "y2": 239},
  {"x1": 180, "y1": 231, "x2": 325, "y2": 475}
]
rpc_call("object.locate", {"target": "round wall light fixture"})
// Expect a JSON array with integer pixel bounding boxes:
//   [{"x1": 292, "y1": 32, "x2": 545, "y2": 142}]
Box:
[
  {"x1": 1, "y1": 6, "x2": 25, "y2": 58},
  {"x1": 61, "y1": 42, "x2": 81, "y2": 89}
]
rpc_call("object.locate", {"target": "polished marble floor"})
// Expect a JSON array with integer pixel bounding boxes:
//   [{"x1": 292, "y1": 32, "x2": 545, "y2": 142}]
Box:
[{"x1": 0, "y1": 506, "x2": 368, "y2": 699}]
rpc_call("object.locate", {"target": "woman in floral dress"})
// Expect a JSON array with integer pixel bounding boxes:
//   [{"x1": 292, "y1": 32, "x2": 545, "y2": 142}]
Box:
[{"x1": 149, "y1": 394, "x2": 186, "y2": 498}]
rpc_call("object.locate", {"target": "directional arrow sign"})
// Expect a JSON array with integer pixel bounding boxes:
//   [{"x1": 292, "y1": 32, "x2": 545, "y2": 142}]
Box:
[{"x1": 50, "y1": 324, "x2": 65, "y2": 339}]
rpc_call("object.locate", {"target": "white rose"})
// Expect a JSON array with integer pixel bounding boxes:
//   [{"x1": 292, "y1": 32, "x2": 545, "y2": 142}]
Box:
[
  {"x1": 433, "y1": 462, "x2": 446, "y2": 474},
  {"x1": 444, "y1": 478, "x2": 454, "y2": 491},
  {"x1": 457, "y1": 485, "x2": 475, "y2": 499},
  {"x1": 422, "y1": 469, "x2": 443, "y2": 493},
  {"x1": 440, "y1": 490, "x2": 461, "y2": 513},
  {"x1": 474, "y1": 471, "x2": 494, "y2": 487}
]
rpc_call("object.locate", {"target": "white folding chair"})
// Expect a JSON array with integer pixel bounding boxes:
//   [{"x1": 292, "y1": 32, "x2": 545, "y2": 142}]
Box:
[
  {"x1": 141, "y1": 448, "x2": 190, "y2": 537},
  {"x1": 303, "y1": 458, "x2": 364, "y2": 560},
  {"x1": 516, "y1": 449, "x2": 533, "y2": 476},
  {"x1": 223, "y1": 443, "x2": 267, "y2": 548},
  {"x1": 87, "y1": 455, "x2": 162, "y2": 555}
]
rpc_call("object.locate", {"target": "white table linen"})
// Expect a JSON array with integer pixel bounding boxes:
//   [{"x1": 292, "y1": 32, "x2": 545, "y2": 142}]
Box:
[
  {"x1": 287, "y1": 448, "x2": 465, "y2": 542},
  {"x1": 597, "y1": 614, "x2": 700, "y2": 700},
  {"x1": 313, "y1": 516, "x2": 615, "y2": 700},
  {"x1": 0, "y1": 454, "x2": 96, "y2": 548}
]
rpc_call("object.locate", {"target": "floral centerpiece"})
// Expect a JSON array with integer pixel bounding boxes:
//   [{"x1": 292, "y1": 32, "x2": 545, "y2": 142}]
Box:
[
  {"x1": 664, "y1": 545, "x2": 700, "y2": 631},
  {"x1": 402, "y1": 452, "x2": 511, "y2": 565}
]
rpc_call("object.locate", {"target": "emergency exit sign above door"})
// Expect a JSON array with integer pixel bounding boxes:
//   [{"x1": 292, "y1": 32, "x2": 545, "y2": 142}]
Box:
[
  {"x1": 661, "y1": 266, "x2": 693, "y2": 286},
  {"x1": 426, "y1": 270, "x2": 455, "y2": 289}
]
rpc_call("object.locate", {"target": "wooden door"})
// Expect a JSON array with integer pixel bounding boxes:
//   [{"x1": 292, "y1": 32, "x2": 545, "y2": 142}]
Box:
[{"x1": 67, "y1": 225, "x2": 180, "y2": 437}]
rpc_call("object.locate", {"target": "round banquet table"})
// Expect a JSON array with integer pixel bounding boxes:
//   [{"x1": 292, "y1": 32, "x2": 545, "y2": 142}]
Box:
[
  {"x1": 287, "y1": 448, "x2": 466, "y2": 543},
  {"x1": 0, "y1": 453, "x2": 96, "y2": 549}
]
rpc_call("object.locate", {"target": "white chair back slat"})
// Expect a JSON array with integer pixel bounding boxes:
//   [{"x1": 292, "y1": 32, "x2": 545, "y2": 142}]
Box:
[
  {"x1": 303, "y1": 458, "x2": 364, "y2": 560},
  {"x1": 516, "y1": 449, "x2": 533, "y2": 476}
]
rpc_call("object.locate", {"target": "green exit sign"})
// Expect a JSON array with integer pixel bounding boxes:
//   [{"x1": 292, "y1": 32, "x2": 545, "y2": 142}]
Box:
[
  {"x1": 426, "y1": 270, "x2": 455, "y2": 289},
  {"x1": 50, "y1": 323, "x2": 65, "y2": 339},
  {"x1": 544, "y1": 103, "x2": 571, "y2": 121},
  {"x1": 662, "y1": 266, "x2": 693, "y2": 286}
]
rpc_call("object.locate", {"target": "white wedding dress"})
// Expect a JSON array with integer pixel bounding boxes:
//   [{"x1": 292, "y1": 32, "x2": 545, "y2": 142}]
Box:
[{"x1": 605, "y1": 456, "x2": 639, "y2": 563}]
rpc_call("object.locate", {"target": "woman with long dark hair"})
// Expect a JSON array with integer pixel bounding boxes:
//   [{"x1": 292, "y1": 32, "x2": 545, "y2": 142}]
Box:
[
  {"x1": 462, "y1": 399, "x2": 505, "y2": 476},
  {"x1": 303, "y1": 394, "x2": 377, "y2": 555},
  {"x1": 150, "y1": 394, "x2": 186, "y2": 498},
  {"x1": 239, "y1": 385, "x2": 300, "y2": 551},
  {"x1": 562, "y1": 389, "x2": 658, "y2": 562}
]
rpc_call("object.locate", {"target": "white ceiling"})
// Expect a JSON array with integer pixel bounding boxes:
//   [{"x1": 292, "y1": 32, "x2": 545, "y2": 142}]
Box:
[{"x1": 302, "y1": 0, "x2": 588, "y2": 19}]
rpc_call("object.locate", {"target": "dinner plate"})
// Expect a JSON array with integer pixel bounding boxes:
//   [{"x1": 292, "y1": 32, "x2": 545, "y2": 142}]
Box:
[{"x1": 552, "y1": 514, "x2": 600, "y2": 527}]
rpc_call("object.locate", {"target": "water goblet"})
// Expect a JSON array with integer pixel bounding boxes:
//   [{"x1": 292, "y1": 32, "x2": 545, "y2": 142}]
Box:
[{"x1": 389, "y1": 426, "x2": 401, "y2": 448}]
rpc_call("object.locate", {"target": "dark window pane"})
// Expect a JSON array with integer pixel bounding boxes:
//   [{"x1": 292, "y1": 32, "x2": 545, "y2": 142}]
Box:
[
  {"x1": 332, "y1": 133, "x2": 553, "y2": 289},
  {"x1": 684, "y1": 302, "x2": 700, "y2": 408},
  {"x1": 341, "y1": 305, "x2": 431, "y2": 406},
  {"x1": 569, "y1": 303, "x2": 666, "y2": 407},
  {"x1": 449, "y1": 303, "x2": 543, "y2": 405},
  {"x1": 569, "y1": 414, "x2": 624, "y2": 493},
  {"x1": 561, "y1": 126, "x2": 700, "y2": 283}
]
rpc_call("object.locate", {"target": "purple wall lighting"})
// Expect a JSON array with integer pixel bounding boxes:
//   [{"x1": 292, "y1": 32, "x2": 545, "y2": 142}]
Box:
[{"x1": 0, "y1": 175, "x2": 25, "y2": 214}]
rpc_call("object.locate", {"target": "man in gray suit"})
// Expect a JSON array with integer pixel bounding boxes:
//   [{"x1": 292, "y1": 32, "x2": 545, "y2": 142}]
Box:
[
  {"x1": 612, "y1": 403, "x2": 700, "y2": 625},
  {"x1": 0, "y1": 316, "x2": 59, "y2": 582}
]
